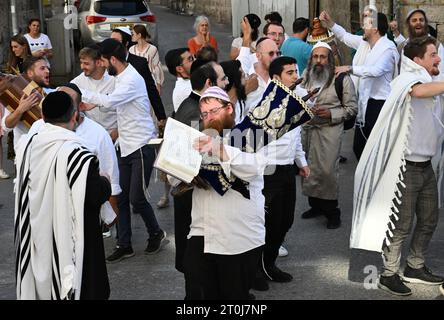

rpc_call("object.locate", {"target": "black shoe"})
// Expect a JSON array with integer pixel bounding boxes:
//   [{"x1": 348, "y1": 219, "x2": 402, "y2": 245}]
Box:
[
  {"x1": 402, "y1": 265, "x2": 444, "y2": 285},
  {"x1": 145, "y1": 230, "x2": 167, "y2": 254},
  {"x1": 301, "y1": 209, "x2": 323, "y2": 219},
  {"x1": 327, "y1": 216, "x2": 341, "y2": 229},
  {"x1": 252, "y1": 271, "x2": 269, "y2": 291},
  {"x1": 326, "y1": 208, "x2": 341, "y2": 229},
  {"x1": 339, "y1": 155, "x2": 347, "y2": 163},
  {"x1": 264, "y1": 266, "x2": 293, "y2": 283},
  {"x1": 106, "y1": 246, "x2": 135, "y2": 263},
  {"x1": 378, "y1": 274, "x2": 412, "y2": 296}
]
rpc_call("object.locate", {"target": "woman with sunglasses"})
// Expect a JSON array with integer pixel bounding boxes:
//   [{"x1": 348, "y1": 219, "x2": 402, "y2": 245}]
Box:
[
  {"x1": 6, "y1": 34, "x2": 32, "y2": 75},
  {"x1": 24, "y1": 18, "x2": 53, "y2": 66}
]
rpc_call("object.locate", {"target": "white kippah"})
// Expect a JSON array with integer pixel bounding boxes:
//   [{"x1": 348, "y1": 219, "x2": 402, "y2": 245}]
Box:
[
  {"x1": 312, "y1": 41, "x2": 332, "y2": 52},
  {"x1": 200, "y1": 86, "x2": 231, "y2": 103}
]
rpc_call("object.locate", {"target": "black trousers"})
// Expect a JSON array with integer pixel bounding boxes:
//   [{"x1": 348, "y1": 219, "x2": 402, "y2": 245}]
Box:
[
  {"x1": 308, "y1": 196, "x2": 339, "y2": 217},
  {"x1": 173, "y1": 189, "x2": 193, "y2": 273},
  {"x1": 261, "y1": 164, "x2": 297, "y2": 269},
  {"x1": 353, "y1": 99, "x2": 385, "y2": 160},
  {"x1": 183, "y1": 236, "x2": 261, "y2": 300}
]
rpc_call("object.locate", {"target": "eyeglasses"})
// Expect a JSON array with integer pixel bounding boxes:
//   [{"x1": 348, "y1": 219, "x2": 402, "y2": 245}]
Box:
[
  {"x1": 260, "y1": 50, "x2": 282, "y2": 57},
  {"x1": 219, "y1": 75, "x2": 228, "y2": 82},
  {"x1": 267, "y1": 32, "x2": 285, "y2": 38},
  {"x1": 181, "y1": 55, "x2": 195, "y2": 65},
  {"x1": 200, "y1": 104, "x2": 228, "y2": 119}
]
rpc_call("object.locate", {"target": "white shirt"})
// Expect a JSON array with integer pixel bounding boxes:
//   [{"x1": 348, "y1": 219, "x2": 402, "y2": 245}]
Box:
[
  {"x1": 237, "y1": 46, "x2": 258, "y2": 75},
  {"x1": 71, "y1": 71, "x2": 117, "y2": 133},
  {"x1": 264, "y1": 127, "x2": 307, "y2": 167},
  {"x1": 331, "y1": 24, "x2": 399, "y2": 114},
  {"x1": 394, "y1": 33, "x2": 406, "y2": 46},
  {"x1": 406, "y1": 95, "x2": 444, "y2": 162},
  {"x1": 1, "y1": 88, "x2": 53, "y2": 152},
  {"x1": 26, "y1": 117, "x2": 121, "y2": 195},
  {"x1": 1, "y1": 108, "x2": 28, "y2": 151},
  {"x1": 81, "y1": 64, "x2": 157, "y2": 157},
  {"x1": 173, "y1": 77, "x2": 192, "y2": 112},
  {"x1": 244, "y1": 64, "x2": 271, "y2": 113},
  {"x1": 24, "y1": 33, "x2": 52, "y2": 67},
  {"x1": 189, "y1": 145, "x2": 267, "y2": 255}
]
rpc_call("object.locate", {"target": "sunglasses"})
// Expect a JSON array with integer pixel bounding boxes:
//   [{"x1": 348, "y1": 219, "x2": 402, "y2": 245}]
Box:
[{"x1": 261, "y1": 50, "x2": 282, "y2": 57}]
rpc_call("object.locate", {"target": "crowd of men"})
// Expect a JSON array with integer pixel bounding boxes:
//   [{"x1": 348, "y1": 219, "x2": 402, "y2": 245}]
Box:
[{"x1": 4, "y1": 7, "x2": 444, "y2": 300}]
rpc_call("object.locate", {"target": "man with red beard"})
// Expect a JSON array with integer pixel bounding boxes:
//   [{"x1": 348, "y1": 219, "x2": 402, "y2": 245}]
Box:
[
  {"x1": 183, "y1": 60, "x2": 314, "y2": 298},
  {"x1": 183, "y1": 86, "x2": 264, "y2": 300}
]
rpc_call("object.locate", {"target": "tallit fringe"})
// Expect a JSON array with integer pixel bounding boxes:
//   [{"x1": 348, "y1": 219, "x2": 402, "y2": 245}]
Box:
[{"x1": 381, "y1": 106, "x2": 413, "y2": 257}]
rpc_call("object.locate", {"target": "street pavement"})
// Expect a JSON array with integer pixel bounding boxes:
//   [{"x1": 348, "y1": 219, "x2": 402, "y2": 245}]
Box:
[{"x1": 0, "y1": 4, "x2": 443, "y2": 301}]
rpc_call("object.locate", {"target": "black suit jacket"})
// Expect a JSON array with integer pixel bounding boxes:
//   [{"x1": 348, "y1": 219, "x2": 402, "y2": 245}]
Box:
[
  {"x1": 174, "y1": 91, "x2": 202, "y2": 131},
  {"x1": 127, "y1": 53, "x2": 166, "y2": 120}
]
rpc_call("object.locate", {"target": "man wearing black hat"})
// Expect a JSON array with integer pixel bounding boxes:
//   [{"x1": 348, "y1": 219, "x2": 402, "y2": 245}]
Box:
[
  {"x1": 110, "y1": 28, "x2": 167, "y2": 128},
  {"x1": 14, "y1": 91, "x2": 111, "y2": 299},
  {"x1": 27, "y1": 83, "x2": 121, "y2": 234},
  {"x1": 80, "y1": 39, "x2": 166, "y2": 263}
]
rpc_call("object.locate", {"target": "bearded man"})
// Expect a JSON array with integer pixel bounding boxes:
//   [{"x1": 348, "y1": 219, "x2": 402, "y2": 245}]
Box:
[
  {"x1": 183, "y1": 72, "x2": 314, "y2": 299},
  {"x1": 300, "y1": 42, "x2": 357, "y2": 229},
  {"x1": 352, "y1": 36, "x2": 444, "y2": 296},
  {"x1": 397, "y1": 9, "x2": 444, "y2": 78},
  {"x1": 80, "y1": 39, "x2": 166, "y2": 262},
  {"x1": 320, "y1": 10, "x2": 399, "y2": 160},
  {"x1": 15, "y1": 91, "x2": 111, "y2": 299}
]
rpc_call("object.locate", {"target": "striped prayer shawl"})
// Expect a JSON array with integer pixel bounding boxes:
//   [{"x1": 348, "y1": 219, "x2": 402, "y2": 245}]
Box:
[
  {"x1": 350, "y1": 56, "x2": 433, "y2": 253},
  {"x1": 14, "y1": 123, "x2": 95, "y2": 300}
]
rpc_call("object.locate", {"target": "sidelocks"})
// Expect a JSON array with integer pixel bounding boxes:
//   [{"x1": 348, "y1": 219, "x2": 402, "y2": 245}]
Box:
[
  {"x1": 307, "y1": 17, "x2": 343, "y2": 66},
  {"x1": 0, "y1": 73, "x2": 44, "y2": 128}
]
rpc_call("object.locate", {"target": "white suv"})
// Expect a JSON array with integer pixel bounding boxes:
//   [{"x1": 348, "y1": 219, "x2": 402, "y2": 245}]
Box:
[{"x1": 76, "y1": 0, "x2": 158, "y2": 47}]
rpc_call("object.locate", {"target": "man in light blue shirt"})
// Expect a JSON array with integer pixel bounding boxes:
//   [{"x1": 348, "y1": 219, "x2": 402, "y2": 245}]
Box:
[{"x1": 281, "y1": 18, "x2": 312, "y2": 76}]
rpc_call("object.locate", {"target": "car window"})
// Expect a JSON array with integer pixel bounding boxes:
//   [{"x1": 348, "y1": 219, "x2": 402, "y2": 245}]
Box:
[{"x1": 94, "y1": 0, "x2": 148, "y2": 15}]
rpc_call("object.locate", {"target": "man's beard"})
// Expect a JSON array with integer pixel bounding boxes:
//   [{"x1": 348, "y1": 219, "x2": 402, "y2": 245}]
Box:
[
  {"x1": 408, "y1": 24, "x2": 427, "y2": 38},
  {"x1": 307, "y1": 63, "x2": 331, "y2": 88},
  {"x1": 204, "y1": 113, "x2": 234, "y2": 135},
  {"x1": 107, "y1": 64, "x2": 118, "y2": 76},
  {"x1": 34, "y1": 77, "x2": 49, "y2": 88}
]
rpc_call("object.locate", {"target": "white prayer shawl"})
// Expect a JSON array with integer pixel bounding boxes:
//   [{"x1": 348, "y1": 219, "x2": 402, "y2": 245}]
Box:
[
  {"x1": 352, "y1": 36, "x2": 399, "y2": 126},
  {"x1": 14, "y1": 123, "x2": 95, "y2": 300},
  {"x1": 351, "y1": 56, "x2": 432, "y2": 252}
]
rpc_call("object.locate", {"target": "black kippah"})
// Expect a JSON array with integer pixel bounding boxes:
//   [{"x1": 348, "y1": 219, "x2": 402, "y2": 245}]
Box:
[
  {"x1": 190, "y1": 59, "x2": 210, "y2": 74},
  {"x1": 63, "y1": 82, "x2": 82, "y2": 98},
  {"x1": 42, "y1": 91, "x2": 73, "y2": 120}
]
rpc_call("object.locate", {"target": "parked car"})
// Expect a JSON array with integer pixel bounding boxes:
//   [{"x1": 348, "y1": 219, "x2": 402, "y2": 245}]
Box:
[{"x1": 75, "y1": 0, "x2": 157, "y2": 48}]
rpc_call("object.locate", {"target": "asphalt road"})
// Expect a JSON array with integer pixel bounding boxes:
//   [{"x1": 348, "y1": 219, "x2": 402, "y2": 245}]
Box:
[{"x1": 0, "y1": 4, "x2": 443, "y2": 301}]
